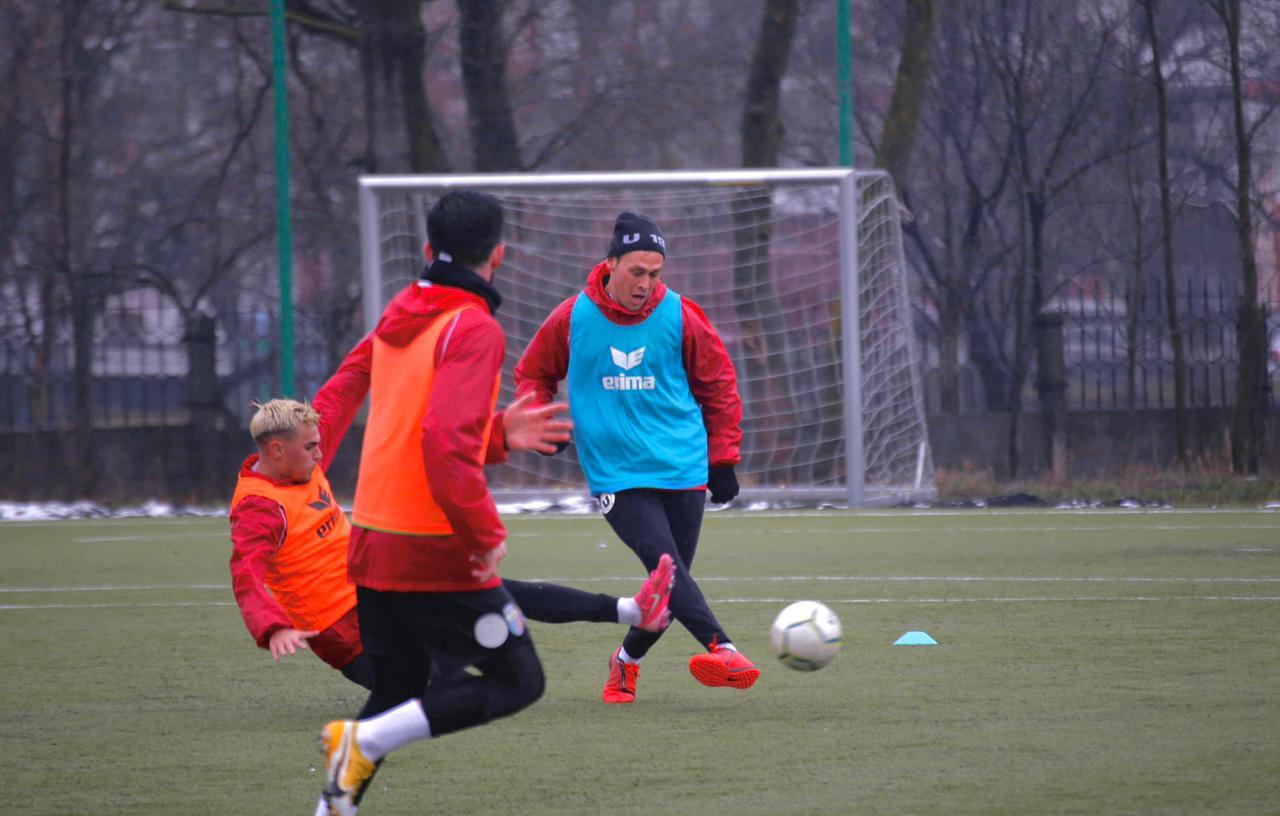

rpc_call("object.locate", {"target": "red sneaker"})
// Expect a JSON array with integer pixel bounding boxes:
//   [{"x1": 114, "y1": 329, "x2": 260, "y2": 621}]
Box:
[
  {"x1": 634, "y1": 553, "x2": 676, "y2": 633},
  {"x1": 688, "y1": 643, "x2": 760, "y2": 689},
  {"x1": 601, "y1": 646, "x2": 640, "y2": 704}
]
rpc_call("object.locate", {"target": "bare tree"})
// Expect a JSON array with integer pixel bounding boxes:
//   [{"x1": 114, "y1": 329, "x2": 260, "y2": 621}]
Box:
[
  {"x1": 1140, "y1": 0, "x2": 1191, "y2": 463},
  {"x1": 0, "y1": 3, "x2": 27, "y2": 267},
  {"x1": 353, "y1": 0, "x2": 449, "y2": 172},
  {"x1": 874, "y1": 0, "x2": 937, "y2": 193},
  {"x1": 45, "y1": 2, "x2": 141, "y2": 493},
  {"x1": 902, "y1": 0, "x2": 1019, "y2": 418},
  {"x1": 0, "y1": 1, "x2": 56, "y2": 443},
  {"x1": 734, "y1": 0, "x2": 801, "y2": 481},
  {"x1": 168, "y1": 1, "x2": 449, "y2": 173},
  {"x1": 1206, "y1": 0, "x2": 1266, "y2": 474},
  {"x1": 457, "y1": 0, "x2": 520, "y2": 171},
  {"x1": 981, "y1": 0, "x2": 1126, "y2": 477},
  {"x1": 134, "y1": 27, "x2": 274, "y2": 397}
]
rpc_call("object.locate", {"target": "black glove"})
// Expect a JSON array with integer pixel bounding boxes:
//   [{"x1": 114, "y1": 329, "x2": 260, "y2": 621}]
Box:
[
  {"x1": 538, "y1": 439, "x2": 570, "y2": 457},
  {"x1": 707, "y1": 465, "x2": 739, "y2": 504}
]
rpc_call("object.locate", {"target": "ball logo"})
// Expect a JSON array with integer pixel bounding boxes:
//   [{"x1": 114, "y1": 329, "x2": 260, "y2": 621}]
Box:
[{"x1": 599, "y1": 493, "x2": 615, "y2": 514}]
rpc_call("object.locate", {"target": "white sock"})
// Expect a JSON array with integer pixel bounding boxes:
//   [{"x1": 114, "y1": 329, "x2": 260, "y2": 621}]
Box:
[
  {"x1": 618, "y1": 646, "x2": 642, "y2": 664},
  {"x1": 617, "y1": 597, "x2": 641, "y2": 626},
  {"x1": 717, "y1": 642, "x2": 737, "y2": 652},
  {"x1": 356, "y1": 699, "x2": 431, "y2": 760},
  {"x1": 312, "y1": 796, "x2": 329, "y2": 816}
]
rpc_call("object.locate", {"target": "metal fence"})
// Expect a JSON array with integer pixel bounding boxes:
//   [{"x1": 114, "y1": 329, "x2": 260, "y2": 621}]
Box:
[
  {"x1": 0, "y1": 289, "x2": 340, "y2": 432},
  {"x1": 4, "y1": 277, "x2": 1277, "y2": 432},
  {"x1": 921, "y1": 278, "x2": 1279, "y2": 414}
]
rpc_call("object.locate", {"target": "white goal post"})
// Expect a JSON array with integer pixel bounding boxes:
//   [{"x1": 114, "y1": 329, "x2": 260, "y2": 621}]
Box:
[{"x1": 357, "y1": 169, "x2": 934, "y2": 508}]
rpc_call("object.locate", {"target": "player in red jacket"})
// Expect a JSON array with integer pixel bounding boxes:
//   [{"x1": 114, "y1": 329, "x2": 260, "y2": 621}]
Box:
[
  {"x1": 316, "y1": 191, "x2": 659, "y2": 816},
  {"x1": 514, "y1": 211, "x2": 756, "y2": 705}
]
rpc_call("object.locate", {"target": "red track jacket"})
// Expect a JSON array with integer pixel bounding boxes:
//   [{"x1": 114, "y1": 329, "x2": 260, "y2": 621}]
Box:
[
  {"x1": 514, "y1": 260, "x2": 742, "y2": 467},
  {"x1": 227, "y1": 347, "x2": 369, "y2": 648}
]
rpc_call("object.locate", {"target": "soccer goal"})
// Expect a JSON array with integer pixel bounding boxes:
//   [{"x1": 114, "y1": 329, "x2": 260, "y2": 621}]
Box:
[{"x1": 357, "y1": 169, "x2": 934, "y2": 508}]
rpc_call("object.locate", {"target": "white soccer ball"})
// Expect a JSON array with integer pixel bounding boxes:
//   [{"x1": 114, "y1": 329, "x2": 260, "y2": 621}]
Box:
[{"x1": 770, "y1": 600, "x2": 842, "y2": 671}]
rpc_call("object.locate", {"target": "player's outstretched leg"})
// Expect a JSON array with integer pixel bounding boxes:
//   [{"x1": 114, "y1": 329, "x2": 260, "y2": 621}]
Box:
[{"x1": 501, "y1": 553, "x2": 674, "y2": 631}]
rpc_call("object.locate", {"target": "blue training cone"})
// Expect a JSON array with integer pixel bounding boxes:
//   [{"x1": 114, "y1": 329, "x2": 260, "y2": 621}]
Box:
[{"x1": 894, "y1": 630, "x2": 938, "y2": 646}]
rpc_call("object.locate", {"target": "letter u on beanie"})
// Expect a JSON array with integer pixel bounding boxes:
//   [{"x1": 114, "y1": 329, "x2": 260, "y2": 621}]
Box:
[{"x1": 607, "y1": 212, "x2": 666, "y2": 258}]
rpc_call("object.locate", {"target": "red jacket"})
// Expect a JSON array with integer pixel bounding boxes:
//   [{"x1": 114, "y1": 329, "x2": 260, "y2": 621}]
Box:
[
  {"x1": 343, "y1": 282, "x2": 509, "y2": 592},
  {"x1": 227, "y1": 346, "x2": 369, "y2": 647},
  {"x1": 514, "y1": 260, "x2": 742, "y2": 467},
  {"x1": 228, "y1": 283, "x2": 512, "y2": 636}
]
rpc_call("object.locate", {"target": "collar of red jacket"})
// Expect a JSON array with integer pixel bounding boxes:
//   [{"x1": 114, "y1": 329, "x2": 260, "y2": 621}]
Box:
[
  {"x1": 584, "y1": 259, "x2": 668, "y2": 325},
  {"x1": 237, "y1": 453, "x2": 307, "y2": 487},
  {"x1": 374, "y1": 283, "x2": 492, "y2": 348}
]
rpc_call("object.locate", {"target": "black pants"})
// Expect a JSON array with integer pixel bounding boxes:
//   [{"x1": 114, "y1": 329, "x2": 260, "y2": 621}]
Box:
[
  {"x1": 602, "y1": 488, "x2": 728, "y2": 658},
  {"x1": 339, "y1": 580, "x2": 616, "y2": 692},
  {"x1": 504, "y1": 578, "x2": 618, "y2": 624},
  {"x1": 355, "y1": 585, "x2": 544, "y2": 737}
]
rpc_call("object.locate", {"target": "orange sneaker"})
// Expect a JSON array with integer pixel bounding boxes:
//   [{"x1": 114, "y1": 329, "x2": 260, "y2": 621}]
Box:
[
  {"x1": 688, "y1": 643, "x2": 760, "y2": 689},
  {"x1": 634, "y1": 553, "x2": 676, "y2": 633},
  {"x1": 601, "y1": 646, "x2": 641, "y2": 704}
]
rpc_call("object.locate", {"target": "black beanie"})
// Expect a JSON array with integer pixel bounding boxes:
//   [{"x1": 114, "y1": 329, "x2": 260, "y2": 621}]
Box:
[{"x1": 606, "y1": 211, "x2": 666, "y2": 258}]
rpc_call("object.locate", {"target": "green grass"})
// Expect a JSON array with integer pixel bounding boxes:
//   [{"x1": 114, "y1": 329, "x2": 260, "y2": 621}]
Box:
[{"x1": 4, "y1": 510, "x2": 1280, "y2": 815}]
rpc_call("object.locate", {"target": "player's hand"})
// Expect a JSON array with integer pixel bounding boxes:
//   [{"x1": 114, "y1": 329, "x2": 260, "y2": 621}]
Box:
[
  {"x1": 470, "y1": 541, "x2": 507, "y2": 582},
  {"x1": 707, "y1": 464, "x2": 739, "y2": 504},
  {"x1": 268, "y1": 628, "x2": 318, "y2": 662},
  {"x1": 503, "y1": 392, "x2": 572, "y2": 455}
]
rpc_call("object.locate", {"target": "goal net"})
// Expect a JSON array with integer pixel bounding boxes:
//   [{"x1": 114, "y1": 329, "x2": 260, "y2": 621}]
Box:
[{"x1": 357, "y1": 169, "x2": 934, "y2": 507}]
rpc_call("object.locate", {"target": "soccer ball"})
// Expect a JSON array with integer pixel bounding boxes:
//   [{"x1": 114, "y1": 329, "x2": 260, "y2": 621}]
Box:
[{"x1": 770, "y1": 601, "x2": 842, "y2": 671}]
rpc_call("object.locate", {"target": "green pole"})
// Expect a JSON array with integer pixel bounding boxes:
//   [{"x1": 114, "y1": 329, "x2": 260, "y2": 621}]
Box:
[
  {"x1": 837, "y1": 0, "x2": 854, "y2": 167},
  {"x1": 270, "y1": 0, "x2": 295, "y2": 397}
]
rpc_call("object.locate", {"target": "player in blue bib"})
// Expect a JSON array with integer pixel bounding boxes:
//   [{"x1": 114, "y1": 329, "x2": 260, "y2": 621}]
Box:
[{"x1": 516, "y1": 212, "x2": 760, "y2": 703}]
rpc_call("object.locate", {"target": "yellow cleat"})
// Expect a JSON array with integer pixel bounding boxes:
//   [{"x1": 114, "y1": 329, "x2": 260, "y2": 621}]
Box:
[{"x1": 320, "y1": 720, "x2": 376, "y2": 816}]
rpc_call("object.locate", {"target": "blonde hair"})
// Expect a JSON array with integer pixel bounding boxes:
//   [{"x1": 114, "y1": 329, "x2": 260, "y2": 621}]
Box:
[{"x1": 249, "y1": 399, "x2": 320, "y2": 445}]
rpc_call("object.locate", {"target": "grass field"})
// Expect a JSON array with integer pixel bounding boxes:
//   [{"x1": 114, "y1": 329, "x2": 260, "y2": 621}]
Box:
[{"x1": 3, "y1": 509, "x2": 1280, "y2": 815}]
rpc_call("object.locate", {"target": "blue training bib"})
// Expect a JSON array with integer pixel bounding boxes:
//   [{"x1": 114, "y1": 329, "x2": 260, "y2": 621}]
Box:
[{"x1": 567, "y1": 290, "x2": 708, "y2": 494}]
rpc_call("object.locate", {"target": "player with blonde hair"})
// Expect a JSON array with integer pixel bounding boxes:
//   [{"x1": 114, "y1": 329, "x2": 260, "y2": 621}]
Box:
[{"x1": 229, "y1": 395, "x2": 675, "y2": 690}]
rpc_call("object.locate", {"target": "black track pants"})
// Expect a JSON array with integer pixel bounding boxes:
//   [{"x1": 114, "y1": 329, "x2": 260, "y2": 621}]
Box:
[
  {"x1": 355, "y1": 585, "x2": 545, "y2": 737},
  {"x1": 503, "y1": 579, "x2": 618, "y2": 624},
  {"x1": 600, "y1": 488, "x2": 728, "y2": 658},
  {"x1": 338, "y1": 581, "x2": 615, "y2": 693}
]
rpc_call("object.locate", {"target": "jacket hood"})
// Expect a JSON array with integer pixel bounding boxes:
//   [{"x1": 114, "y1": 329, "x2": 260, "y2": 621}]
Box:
[
  {"x1": 374, "y1": 282, "x2": 492, "y2": 348},
  {"x1": 584, "y1": 259, "x2": 668, "y2": 325}
]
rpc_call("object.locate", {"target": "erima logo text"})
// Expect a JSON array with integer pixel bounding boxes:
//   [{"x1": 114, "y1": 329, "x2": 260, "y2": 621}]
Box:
[
  {"x1": 603, "y1": 346, "x2": 655, "y2": 391},
  {"x1": 311, "y1": 488, "x2": 340, "y2": 538}
]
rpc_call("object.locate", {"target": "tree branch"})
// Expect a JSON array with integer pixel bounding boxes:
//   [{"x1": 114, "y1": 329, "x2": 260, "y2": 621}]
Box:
[{"x1": 163, "y1": 0, "x2": 359, "y2": 43}]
